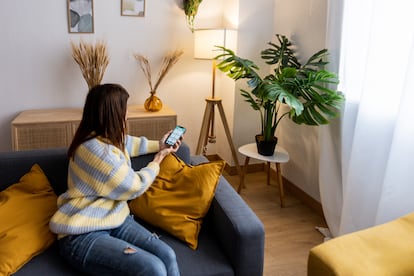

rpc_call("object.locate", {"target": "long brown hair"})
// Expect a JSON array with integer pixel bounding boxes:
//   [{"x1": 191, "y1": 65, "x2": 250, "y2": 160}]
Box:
[{"x1": 68, "y1": 83, "x2": 130, "y2": 158}]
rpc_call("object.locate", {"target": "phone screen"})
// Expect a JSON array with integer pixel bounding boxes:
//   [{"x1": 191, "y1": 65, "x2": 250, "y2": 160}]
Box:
[{"x1": 165, "y1": 125, "x2": 186, "y2": 146}]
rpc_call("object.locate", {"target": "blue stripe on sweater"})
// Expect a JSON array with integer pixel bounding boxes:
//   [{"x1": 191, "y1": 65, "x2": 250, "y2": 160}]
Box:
[
  {"x1": 107, "y1": 169, "x2": 136, "y2": 199},
  {"x1": 125, "y1": 135, "x2": 148, "y2": 156},
  {"x1": 68, "y1": 165, "x2": 99, "y2": 195},
  {"x1": 76, "y1": 144, "x2": 112, "y2": 181},
  {"x1": 138, "y1": 137, "x2": 148, "y2": 155},
  {"x1": 125, "y1": 135, "x2": 133, "y2": 155},
  {"x1": 58, "y1": 201, "x2": 126, "y2": 218}
]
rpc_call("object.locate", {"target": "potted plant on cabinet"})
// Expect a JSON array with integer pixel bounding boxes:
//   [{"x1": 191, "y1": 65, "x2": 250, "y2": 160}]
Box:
[{"x1": 215, "y1": 34, "x2": 345, "y2": 156}]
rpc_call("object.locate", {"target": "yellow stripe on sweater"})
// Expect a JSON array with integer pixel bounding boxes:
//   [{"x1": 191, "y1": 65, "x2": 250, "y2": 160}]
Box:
[
  {"x1": 78, "y1": 143, "x2": 115, "y2": 174},
  {"x1": 128, "y1": 136, "x2": 159, "y2": 157},
  {"x1": 100, "y1": 164, "x2": 139, "y2": 199},
  {"x1": 52, "y1": 204, "x2": 129, "y2": 230},
  {"x1": 68, "y1": 160, "x2": 105, "y2": 195}
]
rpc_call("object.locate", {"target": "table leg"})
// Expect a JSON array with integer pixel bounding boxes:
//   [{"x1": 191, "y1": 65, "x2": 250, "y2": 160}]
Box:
[
  {"x1": 238, "y1": 156, "x2": 250, "y2": 193},
  {"x1": 276, "y1": 163, "x2": 285, "y2": 207},
  {"x1": 266, "y1": 162, "x2": 271, "y2": 186}
]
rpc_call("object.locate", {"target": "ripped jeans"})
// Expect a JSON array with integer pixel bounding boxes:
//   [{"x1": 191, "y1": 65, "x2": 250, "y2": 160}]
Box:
[{"x1": 58, "y1": 215, "x2": 180, "y2": 276}]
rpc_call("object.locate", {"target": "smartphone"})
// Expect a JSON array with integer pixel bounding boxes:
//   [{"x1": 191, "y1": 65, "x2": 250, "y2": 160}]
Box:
[{"x1": 165, "y1": 125, "x2": 186, "y2": 146}]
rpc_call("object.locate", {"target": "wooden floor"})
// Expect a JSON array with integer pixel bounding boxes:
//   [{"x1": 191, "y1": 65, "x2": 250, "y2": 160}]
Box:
[{"x1": 223, "y1": 170, "x2": 327, "y2": 276}]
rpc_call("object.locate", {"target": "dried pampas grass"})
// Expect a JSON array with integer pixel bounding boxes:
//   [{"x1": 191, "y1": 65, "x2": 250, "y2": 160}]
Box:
[
  {"x1": 71, "y1": 40, "x2": 109, "y2": 90},
  {"x1": 134, "y1": 49, "x2": 184, "y2": 93}
]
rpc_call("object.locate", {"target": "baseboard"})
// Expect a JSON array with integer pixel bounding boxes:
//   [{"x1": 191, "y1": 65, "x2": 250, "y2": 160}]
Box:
[
  {"x1": 281, "y1": 176, "x2": 325, "y2": 219},
  {"x1": 206, "y1": 154, "x2": 325, "y2": 219}
]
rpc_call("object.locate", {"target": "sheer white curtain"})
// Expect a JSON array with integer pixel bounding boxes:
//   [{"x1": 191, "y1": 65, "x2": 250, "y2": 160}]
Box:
[{"x1": 320, "y1": 0, "x2": 414, "y2": 237}]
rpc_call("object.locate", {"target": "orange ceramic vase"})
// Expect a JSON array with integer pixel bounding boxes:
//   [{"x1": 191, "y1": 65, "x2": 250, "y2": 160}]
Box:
[{"x1": 144, "y1": 91, "x2": 163, "y2": 112}]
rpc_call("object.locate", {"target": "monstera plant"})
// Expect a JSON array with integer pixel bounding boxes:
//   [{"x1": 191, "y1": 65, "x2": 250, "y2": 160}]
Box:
[{"x1": 215, "y1": 34, "x2": 345, "y2": 155}]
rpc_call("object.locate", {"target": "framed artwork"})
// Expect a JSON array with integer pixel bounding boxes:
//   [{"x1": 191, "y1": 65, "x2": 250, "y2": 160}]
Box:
[
  {"x1": 67, "y1": 0, "x2": 94, "y2": 33},
  {"x1": 121, "y1": 0, "x2": 145, "y2": 17}
]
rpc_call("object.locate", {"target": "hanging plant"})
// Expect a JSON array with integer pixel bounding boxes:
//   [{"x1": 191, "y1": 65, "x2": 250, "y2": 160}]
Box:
[{"x1": 183, "y1": 0, "x2": 203, "y2": 32}]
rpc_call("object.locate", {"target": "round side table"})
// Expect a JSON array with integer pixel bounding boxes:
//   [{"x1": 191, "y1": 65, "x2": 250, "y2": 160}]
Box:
[{"x1": 238, "y1": 143, "x2": 290, "y2": 207}]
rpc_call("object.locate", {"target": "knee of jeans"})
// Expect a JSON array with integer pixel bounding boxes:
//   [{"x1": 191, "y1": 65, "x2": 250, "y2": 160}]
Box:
[
  {"x1": 146, "y1": 258, "x2": 168, "y2": 276},
  {"x1": 164, "y1": 246, "x2": 177, "y2": 262}
]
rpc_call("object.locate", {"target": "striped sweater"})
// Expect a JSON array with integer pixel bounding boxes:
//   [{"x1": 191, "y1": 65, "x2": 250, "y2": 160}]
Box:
[{"x1": 49, "y1": 135, "x2": 159, "y2": 237}]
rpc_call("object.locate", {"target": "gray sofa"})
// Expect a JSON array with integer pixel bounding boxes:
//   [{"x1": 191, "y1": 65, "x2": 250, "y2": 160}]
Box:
[{"x1": 0, "y1": 143, "x2": 265, "y2": 276}]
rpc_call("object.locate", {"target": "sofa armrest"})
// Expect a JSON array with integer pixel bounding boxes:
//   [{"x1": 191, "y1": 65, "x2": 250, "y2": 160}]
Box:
[
  {"x1": 191, "y1": 155, "x2": 265, "y2": 276},
  {"x1": 131, "y1": 142, "x2": 191, "y2": 170}
]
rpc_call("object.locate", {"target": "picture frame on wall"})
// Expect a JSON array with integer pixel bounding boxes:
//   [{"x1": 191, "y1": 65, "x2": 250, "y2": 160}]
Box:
[
  {"x1": 121, "y1": 0, "x2": 145, "y2": 17},
  {"x1": 67, "y1": 0, "x2": 94, "y2": 33}
]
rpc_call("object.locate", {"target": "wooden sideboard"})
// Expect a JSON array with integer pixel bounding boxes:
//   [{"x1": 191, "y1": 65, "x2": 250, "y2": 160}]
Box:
[{"x1": 11, "y1": 105, "x2": 177, "y2": 151}]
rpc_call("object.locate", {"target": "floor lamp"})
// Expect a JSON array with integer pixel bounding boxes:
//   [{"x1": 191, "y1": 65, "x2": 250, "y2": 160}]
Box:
[{"x1": 193, "y1": 28, "x2": 242, "y2": 176}]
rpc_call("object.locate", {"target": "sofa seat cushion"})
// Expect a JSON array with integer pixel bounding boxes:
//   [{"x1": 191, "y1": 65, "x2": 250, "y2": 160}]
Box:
[
  {"x1": 308, "y1": 211, "x2": 414, "y2": 276},
  {"x1": 14, "y1": 221, "x2": 234, "y2": 276},
  {"x1": 13, "y1": 243, "x2": 81, "y2": 276},
  {"x1": 143, "y1": 220, "x2": 234, "y2": 276}
]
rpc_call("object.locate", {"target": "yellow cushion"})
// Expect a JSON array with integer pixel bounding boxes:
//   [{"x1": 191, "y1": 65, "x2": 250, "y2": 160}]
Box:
[
  {"x1": 0, "y1": 164, "x2": 57, "y2": 275},
  {"x1": 308, "y1": 212, "x2": 414, "y2": 276},
  {"x1": 129, "y1": 154, "x2": 225, "y2": 249}
]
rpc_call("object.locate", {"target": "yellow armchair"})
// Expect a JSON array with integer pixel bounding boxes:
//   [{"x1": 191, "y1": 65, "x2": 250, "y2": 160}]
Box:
[{"x1": 308, "y1": 212, "x2": 414, "y2": 276}]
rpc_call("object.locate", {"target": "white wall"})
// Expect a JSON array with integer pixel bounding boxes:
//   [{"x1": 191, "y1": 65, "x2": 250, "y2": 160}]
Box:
[
  {"x1": 212, "y1": 0, "x2": 329, "y2": 202},
  {"x1": 273, "y1": 0, "x2": 328, "y2": 201},
  {"x1": 0, "y1": 0, "x2": 234, "y2": 153},
  {"x1": 226, "y1": 0, "x2": 275, "y2": 164},
  {"x1": 0, "y1": 0, "x2": 329, "y2": 203}
]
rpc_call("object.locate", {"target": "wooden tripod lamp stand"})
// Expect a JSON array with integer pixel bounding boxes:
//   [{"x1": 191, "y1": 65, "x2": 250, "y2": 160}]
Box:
[{"x1": 193, "y1": 28, "x2": 242, "y2": 176}]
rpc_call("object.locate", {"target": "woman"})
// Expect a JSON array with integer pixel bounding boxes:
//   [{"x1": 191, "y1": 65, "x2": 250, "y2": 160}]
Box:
[{"x1": 49, "y1": 83, "x2": 181, "y2": 276}]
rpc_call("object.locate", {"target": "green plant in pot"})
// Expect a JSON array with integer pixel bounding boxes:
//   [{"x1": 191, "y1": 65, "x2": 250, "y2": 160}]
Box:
[
  {"x1": 215, "y1": 34, "x2": 345, "y2": 156},
  {"x1": 183, "y1": 0, "x2": 203, "y2": 32}
]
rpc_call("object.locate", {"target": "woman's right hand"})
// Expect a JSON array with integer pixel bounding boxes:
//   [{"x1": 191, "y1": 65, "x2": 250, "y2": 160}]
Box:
[{"x1": 152, "y1": 131, "x2": 182, "y2": 164}]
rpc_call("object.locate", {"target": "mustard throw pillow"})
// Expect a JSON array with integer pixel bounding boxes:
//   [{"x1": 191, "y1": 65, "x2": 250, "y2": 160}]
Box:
[
  {"x1": 0, "y1": 164, "x2": 57, "y2": 275},
  {"x1": 129, "y1": 154, "x2": 225, "y2": 250}
]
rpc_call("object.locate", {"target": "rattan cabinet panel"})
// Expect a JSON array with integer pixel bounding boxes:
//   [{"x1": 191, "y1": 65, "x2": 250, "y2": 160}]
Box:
[
  {"x1": 12, "y1": 123, "x2": 72, "y2": 151},
  {"x1": 126, "y1": 105, "x2": 176, "y2": 139},
  {"x1": 127, "y1": 118, "x2": 176, "y2": 140},
  {"x1": 11, "y1": 106, "x2": 176, "y2": 151}
]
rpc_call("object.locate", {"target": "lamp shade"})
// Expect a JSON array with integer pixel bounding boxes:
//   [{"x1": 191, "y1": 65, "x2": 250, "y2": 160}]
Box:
[{"x1": 194, "y1": 29, "x2": 237, "y2": 60}]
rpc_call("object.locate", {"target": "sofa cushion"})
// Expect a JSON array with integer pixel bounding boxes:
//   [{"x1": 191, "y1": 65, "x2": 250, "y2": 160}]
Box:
[
  {"x1": 0, "y1": 164, "x2": 57, "y2": 275},
  {"x1": 13, "y1": 243, "x2": 81, "y2": 276},
  {"x1": 14, "y1": 221, "x2": 233, "y2": 276},
  {"x1": 308, "y1": 211, "x2": 414, "y2": 276},
  {"x1": 129, "y1": 153, "x2": 225, "y2": 249}
]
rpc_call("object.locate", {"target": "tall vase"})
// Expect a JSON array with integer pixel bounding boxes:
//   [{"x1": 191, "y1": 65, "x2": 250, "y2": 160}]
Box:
[{"x1": 144, "y1": 91, "x2": 163, "y2": 112}]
